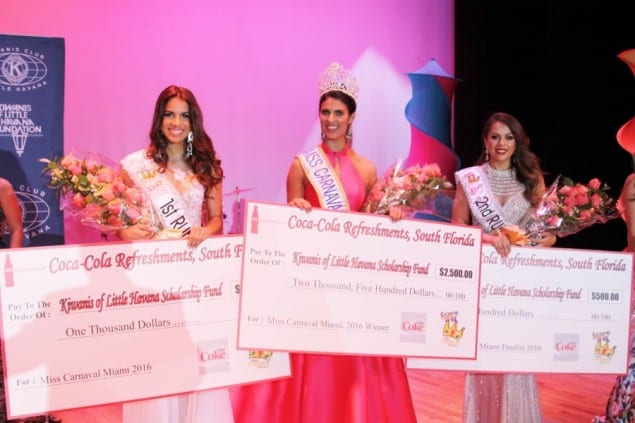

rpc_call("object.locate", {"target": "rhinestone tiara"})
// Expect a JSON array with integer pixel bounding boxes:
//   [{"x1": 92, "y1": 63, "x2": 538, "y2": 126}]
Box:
[{"x1": 318, "y1": 62, "x2": 359, "y2": 103}]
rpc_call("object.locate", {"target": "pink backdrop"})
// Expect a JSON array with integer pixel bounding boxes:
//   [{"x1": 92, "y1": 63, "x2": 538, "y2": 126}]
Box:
[{"x1": 1, "y1": 0, "x2": 454, "y2": 242}]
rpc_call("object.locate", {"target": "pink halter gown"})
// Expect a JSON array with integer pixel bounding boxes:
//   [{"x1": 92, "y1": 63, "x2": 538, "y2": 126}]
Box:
[{"x1": 230, "y1": 143, "x2": 417, "y2": 423}]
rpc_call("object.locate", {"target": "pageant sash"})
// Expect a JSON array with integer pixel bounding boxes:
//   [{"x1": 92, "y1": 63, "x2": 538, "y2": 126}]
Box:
[
  {"x1": 122, "y1": 152, "x2": 194, "y2": 236},
  {"x1": 0, "y1": 236, "x2": 291, "y2": 418},
  {"x1": 298, "y1": 145, "x2": 350, "y2": 210},
  {"x1": 455, "y1": 165, "x2": 506, "y2": 232}
]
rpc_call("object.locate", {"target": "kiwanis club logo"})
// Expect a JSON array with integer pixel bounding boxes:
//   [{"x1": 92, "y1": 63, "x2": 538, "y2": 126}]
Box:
[
  {"x1": 0, "y1": 187, "x2": 51, "y2": 243},
  {"x1": 0, "y1": 48, "x2": 48, "y2": 90},
  {"x1": 14, "y1": 189, "x2": 51, "y2": 239}
]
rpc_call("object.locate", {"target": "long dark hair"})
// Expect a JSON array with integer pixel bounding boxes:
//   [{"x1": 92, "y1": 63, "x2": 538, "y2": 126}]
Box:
[
  {"x1": 319, "y1": 90, "x2": 357, "y2": 114},
  {"x1": 146, "y1": 85, "x2": 223, "y2": 195},
  {"x1": 477, "y1": 112, "x2": 545, "y2": 206}
]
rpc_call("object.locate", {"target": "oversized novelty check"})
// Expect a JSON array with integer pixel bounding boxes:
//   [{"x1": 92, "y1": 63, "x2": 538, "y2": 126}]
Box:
[
  {"x1": 0, "y1": 236, "x2": 289, "y2": 418},
  {"x1": 237, "y1": 201, "x2": 482, "y2": 358},
  {"x1": 408, "y1": 245, "x2": 633, "y2": 374}
]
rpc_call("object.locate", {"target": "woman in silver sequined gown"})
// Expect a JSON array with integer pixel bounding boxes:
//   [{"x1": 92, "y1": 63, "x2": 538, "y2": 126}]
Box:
[{"x1": 453, "y1": 113, "x2": 556, "y2": 422}]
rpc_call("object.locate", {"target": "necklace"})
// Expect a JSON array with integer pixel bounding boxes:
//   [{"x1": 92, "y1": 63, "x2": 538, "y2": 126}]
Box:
[
  {"x1": 484, "y1": 163, "x2": 524, "y2": 196},
  {"x1": 166, "y1": 161, "x2": 192, "y2": 183}
]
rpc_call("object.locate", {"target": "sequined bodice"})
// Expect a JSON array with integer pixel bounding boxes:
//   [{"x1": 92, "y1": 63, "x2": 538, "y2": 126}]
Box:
[
  {"x1": 473, "y1": 164, "x2": 531, "y2": 230},
  {"x1": 166, "y1": 166, "x2": 205, "y2": 223}
]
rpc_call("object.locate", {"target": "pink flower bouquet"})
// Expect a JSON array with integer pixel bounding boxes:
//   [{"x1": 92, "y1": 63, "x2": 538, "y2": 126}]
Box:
[
  {"x1": 518, "y1": 175, "x2": 619, "y2": 240},
  {"x1": 363, "y1": 161, "x2": 454, "y2": 216},
  {"x1": 40, "y1": 153, "x2": 159, "y2": 233}
]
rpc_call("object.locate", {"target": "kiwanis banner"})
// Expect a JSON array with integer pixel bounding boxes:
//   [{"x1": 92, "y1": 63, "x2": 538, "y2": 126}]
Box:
[
  {"x1": 0, "y1": 235, "x2": 290, "y2": 418},
  {"x1": 0, "y1": 34, "x2": 65, "y2": 247}
]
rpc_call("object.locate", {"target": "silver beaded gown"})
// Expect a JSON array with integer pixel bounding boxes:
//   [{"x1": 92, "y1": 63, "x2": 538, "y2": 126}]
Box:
[{"x1": 463, "y1": 164, "x2": 543, "y2": 423}]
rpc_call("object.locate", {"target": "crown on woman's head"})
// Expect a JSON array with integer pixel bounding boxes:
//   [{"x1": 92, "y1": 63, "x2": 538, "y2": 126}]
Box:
[{"x1": 318, "y1": 62, "x2": 359, "y2": 103}]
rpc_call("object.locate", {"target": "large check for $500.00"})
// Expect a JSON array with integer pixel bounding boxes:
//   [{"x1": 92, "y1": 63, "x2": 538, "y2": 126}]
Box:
[
  {"x1": 238, "y1": 201, "x2": 482, "y2": 358},
  {"x1": 408, "y1": 245, "x2": 633, "y2": 374},
  {"x1": 0, "y1": 235, "x2": 289, "y2": 419}
]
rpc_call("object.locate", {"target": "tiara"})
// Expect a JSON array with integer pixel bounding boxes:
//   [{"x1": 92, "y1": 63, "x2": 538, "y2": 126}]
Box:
[{"x1": 318, "y1": 62, "x2": 359, "y2": 103}]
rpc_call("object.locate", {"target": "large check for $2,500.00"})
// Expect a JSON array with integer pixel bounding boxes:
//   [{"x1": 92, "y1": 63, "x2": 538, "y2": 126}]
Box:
[
  {"x1": 238, "y1": 201, "x2": 482, "y2": 358},
  {"x1": 0, "y1": 236, "x2": 290, "y2": 418}
]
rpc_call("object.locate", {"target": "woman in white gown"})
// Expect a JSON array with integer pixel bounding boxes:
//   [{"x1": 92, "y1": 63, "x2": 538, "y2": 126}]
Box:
[
  {"x1": 118, "y1": 85, "x2": 233, "y2": 423},
  {"x1": 453, "y1": 112, "x2": 556, "y2": 422}
]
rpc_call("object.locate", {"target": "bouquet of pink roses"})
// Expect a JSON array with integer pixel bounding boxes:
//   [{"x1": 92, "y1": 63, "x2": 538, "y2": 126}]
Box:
[
  {"x1": 517, "y1": 175, "x2": 619, "y2": 240},
  {"x1": 40, "y1": 153, "x2": 159, "y2": 233},
  {"x1": 363, "y1": 160, "x2": 454, "y2": 216}
]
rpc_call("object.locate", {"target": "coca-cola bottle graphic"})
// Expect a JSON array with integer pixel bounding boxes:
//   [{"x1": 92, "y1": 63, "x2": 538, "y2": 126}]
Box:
[
  {"x1": 250, "y1": 205, "x2": 259, "y2": 234},
  {"x1": 5, "y1": 254, "x2": 14, "y2": 288}
]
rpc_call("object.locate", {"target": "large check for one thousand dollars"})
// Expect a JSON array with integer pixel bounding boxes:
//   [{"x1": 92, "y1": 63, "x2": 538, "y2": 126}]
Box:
[
  {"x1": 0, "y1": 236, "x2": 290, "y2": 419},
  {"x1": 238, "y1": 202, "x2": 483, "y2": 358},
  {"x1": 409, "y1": 245, "x2": 633, "y2": 374}
]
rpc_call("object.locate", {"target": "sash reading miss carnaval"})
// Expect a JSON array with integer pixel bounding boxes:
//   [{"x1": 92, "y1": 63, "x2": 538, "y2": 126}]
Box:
[
  {"x1": 455, "y1": 165, "x2": 506, "y2": 232},
  {"x1": 298, "y1": 145, "x2": 350, "y2": 210},
  {"x1": 122, "y1": 152, "x2": 193, "y2": 236}
]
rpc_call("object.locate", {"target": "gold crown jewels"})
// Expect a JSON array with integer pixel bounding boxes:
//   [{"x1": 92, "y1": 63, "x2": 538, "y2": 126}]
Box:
[
  {"x1": 248, "y1": 350, "x2": 273, "y2": 368},
  {"x1": 441, "y1": 311, "x2": 465, "y2": 341},
  {"x1": 593, "y1": 332, "x2": 616, "y2": 359},
  {"x1": 318, "y1": 62, "x2": 360, "y2": 103}
]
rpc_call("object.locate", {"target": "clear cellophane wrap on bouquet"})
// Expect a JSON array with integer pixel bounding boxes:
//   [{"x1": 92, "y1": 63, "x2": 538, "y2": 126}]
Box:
[
  {"x1": 507, "y1": 175, "x2": 620, "y2": 245},
  {"x1": 363, "y1": 160, "x2": 454, "y2": 218},
  {"x1": 41, "y1": 152, "x2": 164, "y2": 235}
]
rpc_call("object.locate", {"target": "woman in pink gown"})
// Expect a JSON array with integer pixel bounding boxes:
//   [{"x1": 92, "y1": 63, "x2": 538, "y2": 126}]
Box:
[{"x1": 231, "y1": 63, "x2": 416, "y2": 423}]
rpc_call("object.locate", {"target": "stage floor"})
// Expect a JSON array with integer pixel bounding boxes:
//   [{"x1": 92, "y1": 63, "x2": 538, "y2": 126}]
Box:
[{"x1": 51, "y1": 370, "x2": 616, "y2": 422}]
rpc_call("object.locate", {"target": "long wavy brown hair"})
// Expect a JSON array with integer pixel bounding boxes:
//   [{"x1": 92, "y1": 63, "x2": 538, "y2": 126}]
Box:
[
  {"x1": 146, "y1": 85, "x2": 223, "y2": 196},
  {"x1": 476, "y1": 112, "x2": 546, "y2": 206}
]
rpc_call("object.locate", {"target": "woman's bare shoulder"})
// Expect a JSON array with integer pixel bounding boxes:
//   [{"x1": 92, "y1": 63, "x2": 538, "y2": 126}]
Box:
[
  {"x1": 622, "y1": 173, "x2": 635, "y2": 199},
  {"x1": 349, "y1": 152, "x2": 376, "y2": 174},
  {"x1": 0, "y1": 178, "x2": 13, "y2": 194}
]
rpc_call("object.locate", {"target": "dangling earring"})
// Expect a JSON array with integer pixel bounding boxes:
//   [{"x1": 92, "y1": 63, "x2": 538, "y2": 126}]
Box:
[
  {"x1": 185, "y1": 131, "x2": 193, "y2": 158},
  {"x1": 346, "y1": 126, "x2": 353, "y2": 143},
  {"x1": 484, "y1": 150, "x2": 490, "y2": 161}
]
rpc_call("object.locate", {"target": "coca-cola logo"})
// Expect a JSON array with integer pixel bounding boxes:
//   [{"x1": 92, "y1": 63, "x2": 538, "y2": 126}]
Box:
[
  {"x1": 553, "y1": 333, "x2": 579, "y2": 362},
  {"x1": 200, "y1": 348, "x2": 227, "y2": 362},
  {"x1": 555, "y1": 342, "x2": 577, "y2": 352},
  {"x1": 197, "y1": 339, "x2": 231, "y2": 374},
  {"x1": 400, "y1": 312, "x2": 426, "y2": 343},
  {"x1": 402, "y1": 321, "x2": 425, "y2": 332}
]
